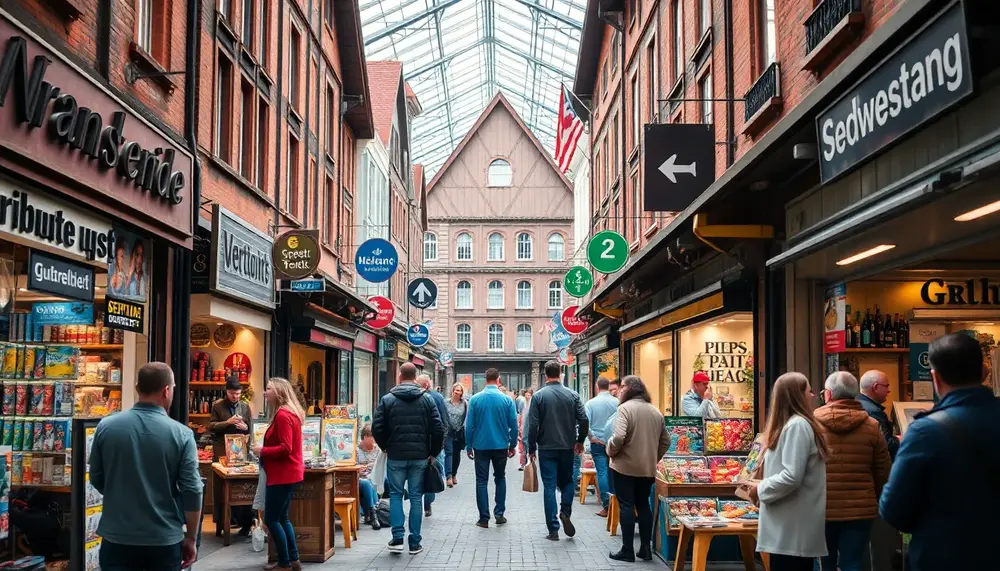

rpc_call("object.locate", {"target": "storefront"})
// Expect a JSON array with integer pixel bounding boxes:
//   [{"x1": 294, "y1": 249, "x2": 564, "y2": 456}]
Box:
[
  {"x1": 353, "y1": 329, "x2": 377, "y2": 422},
  {"x1": 288, "y1": 308, "x2": 356, "y2": 411}
]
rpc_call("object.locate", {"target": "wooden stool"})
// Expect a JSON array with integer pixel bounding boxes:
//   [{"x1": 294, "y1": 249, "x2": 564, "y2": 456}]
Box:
[
  {"x1": 579, "y1": 468, "x2": 598, "y2": 504},
  {"x1": 673, "y1": 521, "x2": 770, "y2": 571},
  {"x1": 606, "y1": 493, "x2": 620, "y2": 535},
  {"x1": 333, "y1": 497, "x2": 358, "y2": 548}
]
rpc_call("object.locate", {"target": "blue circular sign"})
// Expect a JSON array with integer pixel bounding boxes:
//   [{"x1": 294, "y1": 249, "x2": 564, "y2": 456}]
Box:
[
  {"x1": 407, "y1": 323, "x2": 430, "y2": 347},
  {"x1": 355, "y1": 238, "x2": 398, "y2": 283}
]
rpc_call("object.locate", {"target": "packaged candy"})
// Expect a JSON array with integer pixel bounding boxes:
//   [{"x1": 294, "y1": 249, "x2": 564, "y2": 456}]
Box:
[
  {"x1": 44, "y1": 346, "x2": 79, "y2": 379},
  {"x1": 1, "y1": 418, "x2": 10, "y2": 445},
  {"x1": 1, "y1": 343, "x2": 16, "y2": 378},
  {"x1": 664, "y1": 417, "x2": 704, "y2": 455},
  {"x1": 32, "y1": 421, "x2": 44, "y2": 451},
  {"x1": 33, "y1": 346, "x2": 45, "y2": 379},
  {"x1": 739, "y1": 434, "x2": 765, "y2": 481},
  {"x1": 22, "y1": 454, "x2": 33, "y2": 484},
  {"x1": 686, "y1": 468, "x2": 713, "y2": 483},
  {"x1": 31, "y1": 456, "x2": 42, "y2": 484},
  {"x1": 12, "y1": 420, "x2": 23, "y2": 451},
  {"x1": 15, "y1": 343, "x2": 25, "y2": 378},
  {"x1": 719, "y1": 500, "x2": 758, "y2": 520},
  {"x1": 30, "y1": 385, "x2": 46, "y2": 415},
  {"x1": 11, "y1": 452, "x2": 23, "y2": 485},
  {"x1": 708, "y1": 456, "x2": 747, "y2": 483},
  {"x1": 15, "y1": 384, "x2": 27, "y2": 414},
  {"x1": 43, "y1": 421, "x2": 55, "y2": 452},
  {"x1": 1, "y1": 382, "x2": 14, "y2": 414},
  {"x1": 41, "y1": 383, "x2": 54, "y2": 415},
  {"x1": 21, "y1": 419, "x2": 34, "y2": 450},
  {"x1": 705, "y1": 418, "x2": 755, "y2": 453},
  {"x1": 23, "y1": 345, "x2": 36, "y2": 379},
  {"x1": 666, "y1": 497, "x2": 719, "y2": 527},
  {"x1": 53, "y1": 420, "x2": 68, "y2": 451},
  {"x1": 657, "y1": 456, "x2": 708, "y2": 483}
]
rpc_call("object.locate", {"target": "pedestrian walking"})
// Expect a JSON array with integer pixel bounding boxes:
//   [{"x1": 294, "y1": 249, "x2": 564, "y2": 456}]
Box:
[
  {"x1": 814, "y1": 372, "x2": 891, "y2": 571},
  {"x1": 746, "y1": 372, "x2": 829, "y2": 571},
  {"x1": 444, "y1": 383, "x2": 468, "y2": 487},
  {"x1": 371, "y1": 363, "x2": 445, "y2": 555},
  {"x1": 251, "y1": 377, "x2": 305, "y2": 571},
  {"x1": 585, "y1": 378, "x2": 618, "y2": 516},
  {"x1": 879, "y1": 333, "x2": 1000, "y2": 571},
  {"x1": 465, "y1": 368, "x2": 518, "y2": 528},
  {"x1": 418, "y1": 374, "x2": 449, "y2": 516},
  {"x1": 518, "y1": 388, "x2": 533, "y2": 470},
  {"x1": 526, "y1": 361, "x2": 589, "y2": 541},
  {"x1": 606, "y1": 376, "x2": 669, "y2": 562},
  {"x1": 89, "y1": 362, "x2": 203, "y2": 570},
  {"x1": 207, "y1": 377, "x2": 253, "y2": 537}
]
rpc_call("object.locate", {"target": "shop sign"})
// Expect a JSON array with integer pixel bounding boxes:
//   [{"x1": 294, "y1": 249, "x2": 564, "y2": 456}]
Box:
[
  {"x1": 698, "y1": 341, "x2": 753, "y2": 383},
  {"x1": 103, "y1": 297, "x2": 144, "y2": 333},
  {"x1": 908, "y1": 323, "x2": 946, "y2": 382},
  {"x1": 355, "y1": 238, "x2": 398, "y2": 283},
  {"x1": 411, "y1": 355, "x2": 426, "y2": 367},
  {"x1": 31, "y1": 301, "x2": 93, "y2": 326},
  {"x1": 191, "y1": 234, "x2": 210, "y2": 294},
  {"x1": 643, "y1": 123, "x2": 716, "y2": 211},
  {"x1": 289, "y1": 278, "x2": 324, "y2": 292},
  {"x1": 550, "y1": 323, "x2": 572, "y2": 350},
  {"x1": 439, "y1": 351, "x2": 454, "y2": 367},
  {"x1": 354, "y1": 330, "x2": 377, "y2": 353},
  {"x1": 823, "y1": 283, "x2": 847, "y2": 353},
  {"x1": 27, "y1": 250, "x2": 94, "y2": 302},
  {"x1": 558, "y1": 348, "x2": 575, "y2": 366},
  {"x1": 561, "y1": 305, "x2": 589, "y2": 335},
  {"x1": 211, "y1": 206, "x2": 274, "y2": 309},
  {"x1": 272, "y1": 230, "x2": 321, "y2": 280},
  {"x1": 308, "y1": 329, "x2": 353, "y2": 352},
  {"x1": 378, "y1": 339, "x2": 396, "y2": 359},
  {"x1": 396, "y1": 343, "x2": 411, "y2": 361},
  {"x1": 406, "y1": 323, "x2": 430, "y2": 348},
  {"x1": 365, "y1": 295, "x2": 395, "y2": 329},
  {"x1": 588, "y1": 336, "x2": 608, "y2": 353},
  {"x1": 816, "y1": 2, "x2": 972, "y2": 183},
  {"x1": 587, "y1": 230, "x2": 629, "y2": 274},
  {"x1": 919, "y1": 278, "x2": 1000, "y2": 305},
  {"x1": 564, "y1": 266, "x2": 594, "y2": 298},
  {"x1": 0, "y1": 182, "x2": 114, "y2": 263},
  {"x1": 0, "y1": 22, "x2": 194, "y2": 237}
]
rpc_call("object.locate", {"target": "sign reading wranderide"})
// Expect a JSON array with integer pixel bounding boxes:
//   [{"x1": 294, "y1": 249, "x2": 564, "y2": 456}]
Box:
[{"x1": 211, "y1": 205, "x2": 274, "y2": 309}]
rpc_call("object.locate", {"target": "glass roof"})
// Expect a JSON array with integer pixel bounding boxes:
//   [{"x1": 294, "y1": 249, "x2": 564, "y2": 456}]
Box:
[{"x1": 361, "y1": 0, "x2": 585, "y2": 177}]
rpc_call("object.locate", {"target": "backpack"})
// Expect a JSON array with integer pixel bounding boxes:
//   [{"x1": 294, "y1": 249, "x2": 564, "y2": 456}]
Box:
[{"x1": 375, "y1": 498, "x2": 391, "y2": 527}]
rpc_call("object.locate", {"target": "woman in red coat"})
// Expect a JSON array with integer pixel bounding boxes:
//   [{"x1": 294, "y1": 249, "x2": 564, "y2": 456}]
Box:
[{"x1": 252, "y1": 377, "x2": 305, "y2": 571}]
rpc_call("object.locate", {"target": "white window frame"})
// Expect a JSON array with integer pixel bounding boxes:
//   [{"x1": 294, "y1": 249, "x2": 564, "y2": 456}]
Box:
[
  {"x1": 516, "y1": 232, "x2": 533, "y2": 261},
  {"x1": 488, "y1": 324, "x2": 504, "y2": 352},
  {"x1": 456, "y1": 232, "x2": 473, "y2": 261},
  {"x1": 516, "y1": 324, "x2": 532, "y2": 352},
  {"x1": 488, "y1": 233, "x2": 504, "y2": 261},
  {"x1": 487, "y1": 280, "x2": 504, "y2": 309},
  {"x1": 701, "y1": 73, "x2": 713, "y2": 123},
  {"x1": 455, "y1": 281, "x2": 473, "y2": 309},
  {"x1": 137, "y1": 0, "x2": 153, "y2": 53},
  {"x1": 548, "y1": 281, "x2": 563, "y2": 310},
  {"x1": 456, "y1": 324, "x2": 472, "y2": 351},
  {"x1": 488, "y1": 159, "x2": 513, "y2": 187},
  {"x1": 423, "y1": 232, "x2": 438, "y2": 261},
  {"x1": 547, "y1": 233, "x2": 565, "y2": 261},
  {"x1": 516, "y1": 281, "x2": 533, "y2": 309}
]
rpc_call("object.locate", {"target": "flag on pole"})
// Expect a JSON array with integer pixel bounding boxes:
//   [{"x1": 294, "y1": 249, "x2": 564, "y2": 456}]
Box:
[{"x1": 555, "y1": 85, "x2": 584, "y2": 173}]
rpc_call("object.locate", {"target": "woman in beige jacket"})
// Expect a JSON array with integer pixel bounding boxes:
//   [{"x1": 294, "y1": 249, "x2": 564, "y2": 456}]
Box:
[{"x1": 607, "y1": 376, "x2": 670, "y2": 562}]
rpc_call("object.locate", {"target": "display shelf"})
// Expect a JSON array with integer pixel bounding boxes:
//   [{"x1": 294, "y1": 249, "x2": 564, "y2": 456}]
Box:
[
  {"x1": 15, "y1": 450, "x2": 69, "y2": 456},
  {"x1": 190, "y1": 381, "x2": 249, "y2": 387},
  {"x1": 12, "y1": 484, "x2": 71, "y2": 493},
  {"x1": 840, "y1": 347, "x2": 909, "y2": 353},
  {"x1": 26, "y1": 343, "x2": 125, "y2": 350},
  {"x1": 189, "y1": 413, "x2": 211, "y2": 419}
]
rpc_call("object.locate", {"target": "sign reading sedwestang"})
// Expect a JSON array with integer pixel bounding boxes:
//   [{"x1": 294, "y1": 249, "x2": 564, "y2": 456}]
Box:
[{"x1": 816, "y1": 2, "x2": 972, "y2": 184}]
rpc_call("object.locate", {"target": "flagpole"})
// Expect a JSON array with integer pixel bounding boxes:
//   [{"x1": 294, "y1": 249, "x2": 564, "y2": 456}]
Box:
[{"x1": 562, "y1": 83, "x2": 592, "y2": 116}]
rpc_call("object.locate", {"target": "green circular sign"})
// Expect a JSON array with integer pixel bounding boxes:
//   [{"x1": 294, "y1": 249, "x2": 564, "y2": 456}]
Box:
[
  {"x1": 564, "y1": 266, "x2": 594, "y2": 298},
  {"x1": 587, "y1": 230, "x2": 629, "y2": 274}
]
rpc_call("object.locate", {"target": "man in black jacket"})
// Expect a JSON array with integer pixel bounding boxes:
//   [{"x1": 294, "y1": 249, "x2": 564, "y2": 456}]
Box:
[
  {"x1": 372, "y1": 362, "x2": 444, "y2": 555},
  {"x1": 858, "y1": 370, "x2": 900, "y2": 459}
]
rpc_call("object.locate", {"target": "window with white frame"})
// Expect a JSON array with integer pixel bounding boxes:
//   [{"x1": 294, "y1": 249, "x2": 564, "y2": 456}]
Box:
[
  {"x1": 423, "y1": 232, "x2": 438, "y2": 261},
  {"x1": 516, "y1": 281, "x2": 533, "y2": 308},
  {"x1": 488, "y1": 324, "x2": 504, "y2": 351},
  {"x1": 456, "y1": 281, "x2": 472, "y2": 309},
  {"x1": 488, "y1": 159, "x2": 512, "y2": 187},
  {"x1": 700, "y1": 73, "x2": 713, "y2": 123},
  {"x1": 488, "y1": 233, "x2": 504, "y2": 261},
  {"x1": 547, "y1": 234, "x2": 565, "y2": 261},
  {"x1": 456, "y1": 232, "x2": 472, "y2": 261},
  {"x1": 456, "y1": 324, "x2": 472, "y2": 351},
  {"x1": 488, "y1": 280, "x2": 504, "y2": 309},
  {"x1": 516, "y1": 232, "x2": 533, "y2": 260},
  {"x1": 516, "y1": 324, "x2": 532, "y2": 352},
  {"x1": 548, "y1": 280, "x2": 563, "y2": 309}
]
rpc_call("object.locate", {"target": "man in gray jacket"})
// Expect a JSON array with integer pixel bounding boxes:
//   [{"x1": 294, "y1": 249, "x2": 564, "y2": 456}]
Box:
[{"x1": 526, "y1": 361, "x2": 589, "y2": 541}]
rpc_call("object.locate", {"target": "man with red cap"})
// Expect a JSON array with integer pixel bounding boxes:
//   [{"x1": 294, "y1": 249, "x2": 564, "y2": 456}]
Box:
[{"x1": 682, "y1": 371, "x2": 720, "y2": 418}]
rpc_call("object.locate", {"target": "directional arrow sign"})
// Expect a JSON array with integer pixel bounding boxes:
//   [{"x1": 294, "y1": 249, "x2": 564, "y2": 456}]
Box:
[
  {"x1": 643, "y1": 123, "x2": 715, "y2": 212},
  {"x1": 407, "y1": 278, "x2": 438, "y2": 309}
]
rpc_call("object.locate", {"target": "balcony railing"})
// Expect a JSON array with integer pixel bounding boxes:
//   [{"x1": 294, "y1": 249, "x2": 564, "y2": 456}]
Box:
[
  {"x1": 744, "y1": 62, "x2": 781, "y2": 124},
  {"x1": 805, "y1": 0, "x2": 863, "y2": 55}
]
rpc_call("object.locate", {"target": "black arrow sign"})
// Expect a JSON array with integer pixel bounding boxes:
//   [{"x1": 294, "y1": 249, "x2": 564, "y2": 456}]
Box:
[
  {"x1": 407, "y1": 278, "x2": 438, "y2": 309},
  {"x1": 643, "y1": 123, "x2": 716, "y2": 212}
]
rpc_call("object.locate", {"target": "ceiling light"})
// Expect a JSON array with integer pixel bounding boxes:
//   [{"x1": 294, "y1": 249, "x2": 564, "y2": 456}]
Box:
[
  {"x1": 836, "y1": 244, "x2": 896, "y2": 266},
  {"x1": 955, "y1": 199, "x2": 1000, "y2": 222},
  {"x1": 216, "y1": 322, "x2": 224, "y2": 326}
]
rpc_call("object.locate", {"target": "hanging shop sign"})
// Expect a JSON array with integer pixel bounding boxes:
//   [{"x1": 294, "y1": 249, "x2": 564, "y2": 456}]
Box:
[
  {"x1": 379, "y1": 339, "x2": 396, "y2": 359},
  {"x1": 365, "y1": 296, "x2": 395, "y2": 329},
  {"x1": 406, "y1": 323, "x2": 430, "y2": 348},
  {"x1": 407, "y1": 278, "x2": 437, "y2": 309},
  {"x1": 550, "y1": 313, "x2": 572, "y2": 349},
  {"x1": 354, "y1": 330, "x2": 377, "y2": 353},
  {"x1": 308, "y1": 330, "x2": 354, "y2": 352},
  {"x1": 558, "y1": 348, "x2": 575, "y2": 366},
  {"x1": 919, "y1": 278, "x2": 1000, "y2": 305},
  {"x1": 587, "y1": 230, "x2": 629, "y2": 274},
  {"x1": 191, "y1": 234, "x2": 211, "y2": 294},
  {"x1": 643, "y1": 123, "x2": 716, "y2": 211},
  {"x1": 823, "y1": 283, "x2": 847, "y2": 353},
  {"x1": 355, "y1": 238, "x2": 398, "y2": 283},
  {"x1": 396, "y1": 343, "x2": 411, "y2": 360},
  {"x1": 27, "y1": 250, "x2": 94, "y2": 302},
  {"x1": 564, "y1": 266, "x2": 594, "y2": 298},
  {"x1": 439, "y1": 351, "x2": 454, "y2": 367},
  {"x1": 103, "y1": 297, "x2": 145, "y2": 333},
  {"x1": 289, "y1": 278, "x2": 325, "y2": 292},
  {"x1": 0, "y1": 21, "x2": 194, "y2": 238},
  {"x1": 272, "y1": 230, "x2": 321, "y2": 280},
  {"x1": 560, "y1": 305, "x2": 589, "y2": 335},
  {"x1": 816, "y1": 2, "x2": 972, "y2": 183},
  {"x1": 32, "y1": 301, "x2": 93, "y2": 326},
  {"x1": 211, "y1": 206, "x2": 274, "y2": 309}
]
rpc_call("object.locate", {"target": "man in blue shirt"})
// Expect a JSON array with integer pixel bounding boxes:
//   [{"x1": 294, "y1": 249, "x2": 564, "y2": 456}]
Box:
[
  {"x1": 585, "y1": 378, "x2": 618, "y2": 516},
  {"x1": 681, "y1": 371, "x2": 720, "y2": 417},
  {"x1": 465, "y1": 368, "x2": 518, "y2": 528}
]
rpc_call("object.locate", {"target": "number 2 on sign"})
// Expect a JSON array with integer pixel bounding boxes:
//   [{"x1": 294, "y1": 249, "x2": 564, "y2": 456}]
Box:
[{"x1": 601, "y1": 238, "x2": 615, "y2": 259}]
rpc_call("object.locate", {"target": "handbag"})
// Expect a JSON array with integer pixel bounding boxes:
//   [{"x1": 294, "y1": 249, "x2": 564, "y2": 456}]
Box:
[
  {"x1": 423, "y1": 459, "x2": 446, "y2": 494},
  {"x1": 735, "y1": 479, "x2": 760, "y2": 505},
  {"x1": 522, "y1": 459, "x2": 539, "y2": 493}
]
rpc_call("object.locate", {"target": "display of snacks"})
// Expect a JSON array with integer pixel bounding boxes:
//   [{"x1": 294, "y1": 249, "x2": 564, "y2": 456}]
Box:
[
  {"x1": 738, "y1": 434, "x2": 765, "y2": 481},
  {"x1": 664, "y1": 417, "x2": 704, "y2": 455},
  {"x1": 657, "y1": 455, "x2": 708, "y2": 483},
  {"x1": 708, "y1": 456, "x2": 747, "y2": 483},
  {"x1": 719, "y1": 500, "x2": 759, "y2": 520},
  {"x1": 666, "y1": 497, "x2": 718, "y2": 527},
  {"x1": 686, "y1": 467, "x2": 713, "y2": 483},
  {"x1": 45, "y1": 346, "x2": 81, "y2": 379},
  {"x1": 704, "y1": 418, "x2": 755, "y2": 453}
]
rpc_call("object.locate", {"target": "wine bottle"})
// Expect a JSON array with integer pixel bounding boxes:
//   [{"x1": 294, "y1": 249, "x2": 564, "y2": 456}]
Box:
[
  {"x1": 861, "y1": 310, "x2": 872, "y2": 348},
  {"x1": 852, "y1": 311, "x2": 862, "y2": 348},
  {"x1": 884, "y1": 313, "x2": 895, "y2": 348},
  {"x1": 873, "y1": 305, "x2": 883, "y2": 347},
  {"x1": 845, "y1": 311, "x2": 853, "y2": 348}
]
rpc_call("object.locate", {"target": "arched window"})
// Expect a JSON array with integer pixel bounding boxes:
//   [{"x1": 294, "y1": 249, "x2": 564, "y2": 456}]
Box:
[
  {"x1": 456, "y1": 232, "x2": 472, "y2": 261},
  {"x1": 516, "y1": 280, "x2": 533, "y2": 309},
  {"x1": 516, "y1": 324, "x2": 532, "y2": 352},
  {"x1": 456, "y1": 324, "x2": 472, "y2": 351},
  {"x1": 488, "y1": 324, "x2": 504, "y2": 351},
  {"x1": 548, "y1": 280, "x2": 563, "y2": 309},
  {"x1": 547, "y1": 233, "x2": 565, "y2": 261},
  {"x1": 487, "y1": 159, "x2": 512, "y2": 187},
  {"x1": 516, "y1": 232, "x2": 533, "y2": 260},
  {"x1": 423, "y1": 232, "x2": 437, "y2": 261},
  {"x1": 487, "y1": 280, "x2": 504, "y2": 309},
  {"x1": 455, "y1": 280, "x2": 472, "y2": 309},
  {"x1": 488, "y1": 233, "x2": 504, "y2": 261}
]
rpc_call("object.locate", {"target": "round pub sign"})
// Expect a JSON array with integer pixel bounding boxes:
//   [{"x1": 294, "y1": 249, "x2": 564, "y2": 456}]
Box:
[{"x1": 272, "y1": 230, "x2": 321, "y2": 280}]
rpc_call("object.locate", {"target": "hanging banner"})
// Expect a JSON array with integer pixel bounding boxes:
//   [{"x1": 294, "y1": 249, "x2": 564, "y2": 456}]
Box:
[
  {"x1": 103, "y1": 297, "x2": 145, "y2": 333},
  {"x1": 823, "y1": 283, "x2": 847, "y2": 353}
]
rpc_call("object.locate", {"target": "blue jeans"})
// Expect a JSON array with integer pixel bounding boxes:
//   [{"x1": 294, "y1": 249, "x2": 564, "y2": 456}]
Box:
[
  {"x1": 538, "y1": 449, "x2": 575, "y2": 532},
  {"x1": 424, "y1": 450, "x2": 446, "y2": 508},
  {"x1": 99, "y1": 540, "x2": 181, "y2": 570},
  {"x1": 264, "y1": 483, "x2": 300, "y2": 566},
  {"x1": 819, "y1": 519, "x2": 873, "y2": 571},
  {"x1": 387, "y1": 458, "x2": 426, "y2": 547},
  {"x1": 359, "y1": 478, "x2": 377, "y2": 516},
  {"x1": 590, "y1": 443, "x2": 611, "y2": 508},
  {"x1": 573, "y1": 453, "x2": 581, "y2": 483},
  {"x1": 474, "y1": 449, "x2": 509, "y2": 521},
  {"x1": 442, "y1": 436, "x2": 453, "y2": 479}
]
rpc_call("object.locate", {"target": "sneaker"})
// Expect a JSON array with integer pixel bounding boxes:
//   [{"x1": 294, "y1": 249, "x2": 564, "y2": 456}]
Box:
[
  {"x1": 476, "y1": 519, "x2": 489, "y2": 528},
  {"x1": 424, "y1": 507, "x2": 432, "y2": 517},
  {"x1": 544, "y1": 531, "x2": 560, "y2": 541},
  {"x1": 387, "y1": 538, "x2": 404, "y2": 552},
  {"x1": 595, "y1": 508, "x2": 608, "y2": 517},
  {"x1": 371, "y1": 518, "x2": 381, "y2": 531},
  {"x1": 409, "y1": 544, "x2": 423, "y2": 555},
  {"x1": 559, "y1": 513, "x2": 576, "y2": 537},
  {"x1": 494, "y1": 515, "x2": 507, "y2": 525},
  {"x1": 609, "y1": 549, "x2": 635, "y2": 562},
  {"x1": 518, "y1": 466, "x2": 524, "y2": 471}
]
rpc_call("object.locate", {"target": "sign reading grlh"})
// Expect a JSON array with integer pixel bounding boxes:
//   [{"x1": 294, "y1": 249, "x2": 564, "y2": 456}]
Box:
[{"x1": 816, "y1": 2, "x2": 972, "y2": 183}]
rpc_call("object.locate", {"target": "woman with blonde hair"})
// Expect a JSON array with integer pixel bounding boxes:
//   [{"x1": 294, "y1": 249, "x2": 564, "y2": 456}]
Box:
[
  {"x1": 252, "y1": 378, "x2": 305, "y2": 571},
  {"x1": 444, "y1": 382, "x2": 468, "y2": 486},
  {"x1": 747, "y1": 372, "x2": 829, "y2": 571}
]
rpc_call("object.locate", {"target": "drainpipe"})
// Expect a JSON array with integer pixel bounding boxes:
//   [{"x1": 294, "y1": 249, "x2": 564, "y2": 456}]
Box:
[
  {"x1": 724, "y1": 0, "x2": 735, "y2": 167},
  {"x1": 271, "y1": 1, "x2": 287, "y2": 379}
]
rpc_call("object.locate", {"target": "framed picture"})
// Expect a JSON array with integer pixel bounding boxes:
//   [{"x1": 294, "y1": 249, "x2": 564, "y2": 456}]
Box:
[
  {"x1": 892, "y1": 401, "x2": 934, "y2": 435},
  {"x1": 108, "y1": 228, "x2": 149, "y2": 303}
]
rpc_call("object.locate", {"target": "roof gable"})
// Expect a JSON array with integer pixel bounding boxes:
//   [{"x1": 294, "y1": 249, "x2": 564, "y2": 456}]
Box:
[{"x1": 366, "y1": 61, "x2": 404, "y2": 147}]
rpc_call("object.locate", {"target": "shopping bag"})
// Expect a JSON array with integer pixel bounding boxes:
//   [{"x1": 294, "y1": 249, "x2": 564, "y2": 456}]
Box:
[
  {"x1": 251, "y1": 521, "x2": 266, "y2": 552},
  {"x1": 522, "y1": 459, "x2": 539, "y2": 493},
  {"x1": 423, "y1": 460, "x2": 446, "y2": 494}
]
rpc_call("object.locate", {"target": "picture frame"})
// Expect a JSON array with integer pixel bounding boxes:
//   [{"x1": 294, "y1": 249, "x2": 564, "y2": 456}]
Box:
[{"x1": 891, "y1": 401, "x2": 934, "y2": 435}]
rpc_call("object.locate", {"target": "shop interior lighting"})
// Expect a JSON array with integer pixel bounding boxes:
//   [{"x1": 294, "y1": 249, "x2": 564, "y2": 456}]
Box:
[
  {"x1": 836, "y1": 244, "x2": 896, "y2": 266},
  {"x1": 954, "y1": 199, "x2": 1000, "y2": 222}
]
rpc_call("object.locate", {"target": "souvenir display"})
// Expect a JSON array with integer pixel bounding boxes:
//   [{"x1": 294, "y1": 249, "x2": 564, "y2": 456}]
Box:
[
  {"x1": 664, "y1": 417, "x2": 704, "y2": 455},
  {"x1": 657, "y1": 455, "x2": 708, "y2": 483},
  {"x1": 301, "y1": 417, "x2": 322, "y2": 461},
  {"x1": 213, "y1": 324, "x2": 237, "y2": 349},
  {"x1": 708, "y1": 456, "x2": 747, "y2": 483},
  {"x1": 225, "y1": 434, "x2": 249, "y2": 466},
  {"x1": 718, "y1": 500, "x2": 759, "y2": 520},
  {"x1": 704, "y1": 418, "x2": 755, "y2": 453},
  {"x1": 665, "y1": 497, "x2": 718, "y2": 527},
  {"x1": 321, "y1": 418, "x2": 358, "y2": 464}
]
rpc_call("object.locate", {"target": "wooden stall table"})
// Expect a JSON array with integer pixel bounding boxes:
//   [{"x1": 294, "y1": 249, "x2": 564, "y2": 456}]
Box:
[
  {"x1": 264, "y1": 466, "x2": 339, "y2": 563},
  {"x1": 672, "y1": 520, "x2": 770, "y2": 571},
  {"x1": 199, "y1": 461, "x2": 215, "y2": 515},
  {"x1": 210, "y1": 463, "x2": 260, "y2": 547}
]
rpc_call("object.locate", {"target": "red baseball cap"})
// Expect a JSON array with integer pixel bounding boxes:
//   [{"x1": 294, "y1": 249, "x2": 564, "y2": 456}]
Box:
[{"x1": 692, "y1": 371, "x2": 711, "y2": 385}]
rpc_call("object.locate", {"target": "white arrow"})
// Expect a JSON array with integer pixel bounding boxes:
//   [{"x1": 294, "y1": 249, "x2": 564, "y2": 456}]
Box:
[
  {"x1": 658, "y1": 154, "x2": 697, "y2": 183},
  {"x1": 413, "y1": 282, "x2": 432, "y2": 302}
]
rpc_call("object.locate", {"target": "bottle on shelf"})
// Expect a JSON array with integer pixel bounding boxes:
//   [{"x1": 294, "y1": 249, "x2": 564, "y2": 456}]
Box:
[
  {"x1": 852, "y1": 311, "x2": 862, "y2": 348},
  {"x1": 861, "y1": 309, "x2": 873, "y2": 348},
  {"x1": 884, "y1": 313, "x2": 895, "y2": 348},
  {"x1": 873, "y1": 305, "x2": 883, "y2": 348},
  {"x1": 898, "y1": 317, "x2": 909, "y2": 348},
  {"x1": 845, "y1": 310, "x2": 853, "y2": 348}
]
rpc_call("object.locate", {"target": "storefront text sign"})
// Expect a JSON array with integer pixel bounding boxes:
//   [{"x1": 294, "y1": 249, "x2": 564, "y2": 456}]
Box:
[
  {"x1": 823, "y1": 283, "x2": 847, "y2": 353},
  {"x1": 103, "y1": 297, "x2": 145, "y2": 333},
  {"x1": 272, "y1": 230, "x2": 321, "y2": 280},
  {"x1": 396, "y1": 343, "x2": 411, "y2": 361},
  {"x1": 699, "y1": 341, "x2": 752, "y2": 382},
  {"x1": 354, "y1": 330, "x2": 377, "y2": 353},
  {"x1": 365, "y1": 296, "x2": 394, "y2": 329},
  {"x1": 31, "y1": 301, "x2": 93, "y2": 326},
  {"x1": 908, "y1": 323, "x2": 945, "y2": 382},
  {"x1": 564, "y1": 266, "x2": 594, "y2": 298},
  {"x1": 920, "y1": 278, "x2": 1000, "y2": 305},
  {"x1": 816, "y1": 2, "x2": 972, "y2": 183},
  {"x1": 28, "y1": 250, "x2": 94, "y2": 302},
  {"x1": 561, "y1": 305, "x2": 589, "y2": 335},
  {"x1": 211, "y1": 206, "x2": 274, "y2": 309},
  {"x1": 355, "y1": 238, "x2": 398, "y2": 283},
  {"x1": 308, "y1": 330, "x2": 353, "y2": 352},
  {"x1": 406, "y1": 323, "x2": 430, "y2": 348},
  {"x1": 0, "y1": 19, "x2": 194, "y2": 240}
]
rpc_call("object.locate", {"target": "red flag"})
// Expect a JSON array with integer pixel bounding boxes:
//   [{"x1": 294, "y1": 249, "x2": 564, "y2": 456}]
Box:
[{"x1": 555, "y1": 86, "x2": 584, "y2": 173}]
